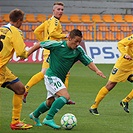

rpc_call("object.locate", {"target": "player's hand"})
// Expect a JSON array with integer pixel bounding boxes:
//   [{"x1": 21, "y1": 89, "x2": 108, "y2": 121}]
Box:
[
  {"x1": 66, "y1": 33, "x2": 69, "y2": 38},
  {"x1": 96, "y1": 70, "x2": 106, "y2": 78},
  {"x1": 124, "y1": 55, "x2": 132, "y2": 60}
]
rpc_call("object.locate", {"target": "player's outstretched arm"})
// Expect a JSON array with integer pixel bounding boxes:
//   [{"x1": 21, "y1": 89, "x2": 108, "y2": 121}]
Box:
[
  {"x1": 87, "y1": 62, "x2": 106, "y2": 78},
  {"x1": 19, "y1": 42, "x2": 41, "y2": 60},
  {"x1": 27, "y1": 42, "x2": 41, "y2": 57}
]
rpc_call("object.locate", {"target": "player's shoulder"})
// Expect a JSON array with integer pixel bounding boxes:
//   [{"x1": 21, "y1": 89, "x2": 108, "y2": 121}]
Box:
[
  {"x1": 49, "y1": 16, "x2": 60, "y2": 26},
  {"x1": 52, "y1": 40, "x2": 65, "y2": 47},
  {"x1": 2, "y1": 23, "x2": 12, "y2": 31},
  {"x1": 49, "y1": 16, "x2": 59, "y2": 21},
  {"x1": 54, "y1": 40, "x2": 64, "y2": 45},
  {"x1": 2, "y1": 23, "x2": 17, "y2": 33},
  {"x1": 42, "y1": 20, "x2": 48, "y2": 25},
  {"x1": 76, "y1": 45, "x2": 86, "y2": 54},
  {"x1": 45, "y1": 40, "x2": 63, "y2": 45},
  {"x1": 119, "y1": 34, "x2": 133, "y2": 43},
  {"x1": 127, "y1": 34, "x2": 133, "y2": 40},
  {"x1": 11, "y1": 25, "x2": 23, "y2": 36},
  {"x1": 77, "y1": 45, "x2": 84, "y2": 51}
]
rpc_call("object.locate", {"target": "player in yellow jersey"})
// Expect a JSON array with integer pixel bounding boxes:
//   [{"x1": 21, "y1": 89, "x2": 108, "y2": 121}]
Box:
[
  {"x1": 0, "y1": 9, "x2": 33, "y2": 130},
  {"x1": 23, "y1": 2, "x2": 75, "y2": 105},
  {"x1": 89, "y1": 34, "x2": 133, "y2": 115}
]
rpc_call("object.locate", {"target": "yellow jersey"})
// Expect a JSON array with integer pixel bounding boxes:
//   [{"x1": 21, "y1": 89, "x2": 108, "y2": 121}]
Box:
[
  {"x1": 115, "y1": 34, "x2": 133, "y2": 71},
  {"x1": 34, "y1": 16, "x2": 66, "y2": 41},
  {"x1": 0, "y1": 23, "x2": 28, "y2": 68}
]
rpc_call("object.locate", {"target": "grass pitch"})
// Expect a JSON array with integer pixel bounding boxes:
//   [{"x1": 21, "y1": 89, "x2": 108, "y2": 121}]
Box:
[{"x1": 0, "y1": 63, "x2": 132, "y2": 133}]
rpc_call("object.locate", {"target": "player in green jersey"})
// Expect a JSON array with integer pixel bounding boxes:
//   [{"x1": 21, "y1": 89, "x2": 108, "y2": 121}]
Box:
[{"x1": 27, "y1": 29, "x2": 106, "y2": 129}]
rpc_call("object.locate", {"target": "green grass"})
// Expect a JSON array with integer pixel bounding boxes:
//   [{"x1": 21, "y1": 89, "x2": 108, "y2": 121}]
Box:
[{"x1": 0, "y1": 63, "x2": 132, "y2": 133}]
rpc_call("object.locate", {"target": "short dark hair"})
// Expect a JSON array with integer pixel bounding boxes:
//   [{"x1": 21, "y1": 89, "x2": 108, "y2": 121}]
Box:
[
  {"x1": 9, "y1": 9, "x2": 24, "y2": 22},
  {"x1": 69, "y1": 29, "x2": 82, "y2": 38}
]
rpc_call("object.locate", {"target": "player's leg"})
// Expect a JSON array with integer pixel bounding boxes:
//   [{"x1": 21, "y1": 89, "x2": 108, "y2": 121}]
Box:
[
  {"x1": 65, "y1": 72, "x2": 75, "y2": 105},
  {"x1": 42, "y1": 76, "x2": 69, "y2": 129},
  {"x1": 8, "y1": 82, "x2": 33, "y2": 130},
  {"x1": 89, "y1": 81, "x2": 117, "y2": 115},
  {"x1": 89, "y1": 68, "x2": 130, "y2": 115},
  {"x1": 43, "y1": 96, "x2": 68, "y2": 129},
  {"x1": 3, "y1": 67, "x2": 32, "y2": 130},
  {"x1": 123, "y1": 74, "x2": 133, "y2": 103},
  {"x1": 23, "y1": 70, "x2": 45, "y2": 103},
  {"x1": 64, "y1": 72, "x2": 70, "y2": 89},
  {"x1": 29, "y1": 101, "x2": 51, "y2": 126},
  {"x1": 89, "y1": 67, "x2": 120, "y2": 115},
  {"x1": 25, "y1": 71, "x2": 45, "y2": 92},
  {"x1": 121, "y1": 90, "x2": 133, "y2": 103},
  {"x1": 120, "y1": 73, "x2": 133, "y2": 113},
  {"x1": 23, "y1": 50, "x2": 49, "y2": 103}
]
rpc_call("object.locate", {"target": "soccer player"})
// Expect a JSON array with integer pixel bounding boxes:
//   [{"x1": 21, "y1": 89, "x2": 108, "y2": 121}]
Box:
[
  {"x1": 23, "y1": 2, "x2": 74, "y2": 104},
  {"x1": 0, "y1": 9, "x2": 33, "y2": 130},
  {"x1": 27, "y1": 29, "x2": 106, "y2": 129},
  {"x1": 89, "y1": 34, "x2": 133, "y2": 115}
]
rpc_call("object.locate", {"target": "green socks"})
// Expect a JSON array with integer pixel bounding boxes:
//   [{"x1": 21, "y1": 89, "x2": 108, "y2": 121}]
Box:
[
  {"x1": 46, "y1": 96, "x2": 68, "y2": 120},
  {"x1": 33, "y1": 101, "x2": 50, "y2": 118},
  {"x1": 33, "y1": 96, "x2": 68, "y2": 120}
]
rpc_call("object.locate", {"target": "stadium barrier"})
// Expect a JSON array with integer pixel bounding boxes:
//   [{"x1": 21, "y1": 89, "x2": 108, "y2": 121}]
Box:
[
  {"x1": 22, "y1": 23, "x2": 132, "y2": 41},
  {"x1": 0, "y1": 13, "x2": 132, "y2": 41},
  {"x1": 1, "y1": 22, "x2": 132, "y2": 42},
  {"x1": 10, "y1": 41, "x2": 120, "y2": 64}
]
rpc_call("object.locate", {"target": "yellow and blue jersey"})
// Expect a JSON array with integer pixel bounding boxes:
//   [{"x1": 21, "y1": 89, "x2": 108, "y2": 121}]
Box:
[
  {"x1": 34, "y1": 15, "x2": 67, "y2": 68},
  {"x1": 34, "y1": 16, "x2": 66, "y2": 41},
  {"x1": 115, "y1": 34, "x2": 133, "y2": 71},
  {"x1": 0, "y1": 23, "x2": 28, "y2": 68}
]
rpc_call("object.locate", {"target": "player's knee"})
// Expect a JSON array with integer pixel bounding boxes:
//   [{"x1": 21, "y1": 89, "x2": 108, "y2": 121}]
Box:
[
  {"x1": 63, "y1": 94, "x2": 70, "y2": 100},
  {"x1": 16, "y1": 87, "x2": 25, "y2": 95},
  {"x1": 46, "y1": 97, "x2": 55, "y2": 107},
  {"x1": 127, "y1": 74, "x2": 133, "y2": 83},
  {"x1": 41, "y1": 68, "x2": 47, "y2": 74},
  {"x1": 105, "y1": 81, "x2": 117, "y2": 91}
]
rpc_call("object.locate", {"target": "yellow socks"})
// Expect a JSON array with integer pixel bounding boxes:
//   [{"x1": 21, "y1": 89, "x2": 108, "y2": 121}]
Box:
[
  {"x1": 11, "y1": 94, "x2": 22, "y2": 124},
  {"x1": 122, "y1": 89, "x2": 133, "y2": 102},
  {"x1": 91, "y1": 86, "x2": 109, "y2": 109},
  {"x1": 64, "y1": 73, "x2": 70, "y2": 89},
  {"x1": 25, "y1": 71, "x2": 44, "y2": 92}
]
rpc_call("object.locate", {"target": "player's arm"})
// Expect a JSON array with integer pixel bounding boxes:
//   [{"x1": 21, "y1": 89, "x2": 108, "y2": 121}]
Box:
[
  {"x1": 28, "y1": 40, "x2": 60, "y2": 57},
  {"x1": 48, "y1": 19, "x2": 66, "y2": 39},
  {"x1": 12, "y1": 29, "x2": 28, "y2": 58},
  {"x1": 118, "y1": 34, "x2": 133, "y2": 60},
  {"x1": 78, "y1": 46, "x2": 106, "y2": 78},
  {"x1": 34, "y1": 22, "x2": 46, "y2": 41},
  {"x1": 87, "y1": 62, "x2": 106, "y2": 78},
  {"x1": 27, "y1": 42, "x2": 41, "y2": 56}
]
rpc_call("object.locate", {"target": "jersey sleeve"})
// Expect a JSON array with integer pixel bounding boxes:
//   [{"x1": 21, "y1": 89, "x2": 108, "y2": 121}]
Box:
[
  {"x1": 118, "y1": 34, "x2": 133, "y2": 55},
  {"x1": 48, "y1": 18, "x2": 66, "y2": 39},
  {"x1": 77, "y1": 46, "x2": 93, "y2": 66},
  {"x1": 11, "y1": 27, "x2": 28, "y2": 58},
  {"x1": 40, "y1": 40, "x2": 61, "y2": 50},
  {"x1": 34, "y1": 22, "x2": 46, "y2": 41}
]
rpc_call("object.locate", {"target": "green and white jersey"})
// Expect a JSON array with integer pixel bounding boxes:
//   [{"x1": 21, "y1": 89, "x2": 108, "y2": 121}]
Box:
[{"x1": 40, "y1": 40, "x2": 93, "y2": 82}]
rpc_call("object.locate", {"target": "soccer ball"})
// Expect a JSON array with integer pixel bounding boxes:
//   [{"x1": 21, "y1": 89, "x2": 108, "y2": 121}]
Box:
[{"x1": 61, "y1": 113, "x2": 77, "y2": 130}]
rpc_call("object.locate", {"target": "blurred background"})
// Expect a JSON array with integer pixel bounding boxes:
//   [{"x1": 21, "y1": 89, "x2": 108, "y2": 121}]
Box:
[{"x1": 0, "y1": 0, "x2": 132, "y2": 42}]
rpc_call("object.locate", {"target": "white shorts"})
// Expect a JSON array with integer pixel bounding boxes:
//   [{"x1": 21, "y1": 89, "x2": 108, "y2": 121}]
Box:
[{"x1": 44, "y1": 75, "x2": 66, "y2": 99}]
